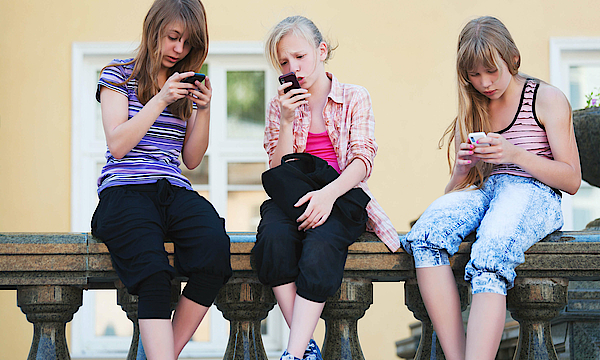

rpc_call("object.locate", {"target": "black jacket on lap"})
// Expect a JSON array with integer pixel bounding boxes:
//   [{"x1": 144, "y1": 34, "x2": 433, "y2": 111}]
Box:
[{"x1": 261, "y1": 153, "x2": 370, "y2": 229}]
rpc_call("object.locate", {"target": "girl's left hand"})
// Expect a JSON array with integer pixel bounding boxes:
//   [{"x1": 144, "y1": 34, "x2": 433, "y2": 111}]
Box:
[
  {"x1": 186, "y1": 76, "x2": 212, "y2": 110},
  {"x1": 473, "y1": 132, "x2": 523, "y2": 164},
  {"x1": 295, "y1": 188, "x2": 337, "y2": 231}
]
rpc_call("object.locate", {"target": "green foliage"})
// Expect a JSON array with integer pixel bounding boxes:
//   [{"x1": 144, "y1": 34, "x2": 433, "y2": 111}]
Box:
[{"x1": 227, "y1": 71, "x2": 265, "y2": 125}]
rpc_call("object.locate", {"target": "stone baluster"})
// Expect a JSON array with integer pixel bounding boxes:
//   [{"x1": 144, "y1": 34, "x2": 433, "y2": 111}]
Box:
[
  {"x1": 550, "y1": 219, "x2": 600, "y2": 359},
  {"x1": 116, "y1": 279, "x2": 182, "y2": 360},
  {"x1": 215, "y1": 277, "x2": 276, "y2": 360},
  {"x1": 320, "y1": 278, "x2": 373, "y2": 360},
  {"x1": 17, "y1": 285, "x2": 83, "y2": 360},
  {"x1": 507, "y1": 277, "x2": 568, "y2": 360},
  {"x1": 404, "y1": 278, "x2": 470, "y2": 360}
]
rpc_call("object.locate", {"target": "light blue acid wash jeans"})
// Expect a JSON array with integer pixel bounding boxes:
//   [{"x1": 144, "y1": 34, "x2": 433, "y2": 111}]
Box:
[{"x1": 402, "y1": 174, "x2": 563, "y2": 295}]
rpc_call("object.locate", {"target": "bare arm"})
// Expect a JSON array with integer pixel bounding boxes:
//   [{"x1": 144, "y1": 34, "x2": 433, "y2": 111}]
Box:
[
  {"x1": 101, "y1": 71, "x2": 196, "y2": 159},
  {"x1": 295, "y1": 86, "x2": 376, "y2": 230},
  {"x1": 295, "y1": 159, "x2": 367, "y2": 230},
  {"x1": 269, "y1": 82, "x2": 310, "y2": 167},
  {"x1": 475, "y1": 84, "x2": 581, "y2": 194}
]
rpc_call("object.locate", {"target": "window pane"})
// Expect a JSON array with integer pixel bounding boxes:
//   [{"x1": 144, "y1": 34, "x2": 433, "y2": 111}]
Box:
[
  {"x1": 227, "y1": 162, "x2": 264, "y2": 185},
  {"x1": 95, "y1": 290, "x2": 132, "y2": 337},
  {"x1": 569, "y1": 65, "x2": 600, "y2": 109},
  {"x1": 200, "y1": 63, "x2": 208, "y2": 75},
  {"x1": 227, "y1": 191, "x2": 267, "y2": 231},
  {"x1": 572, "y1": 183, "x2": 600, "y2": 230},
  {"x1": 181, "y1": 156, "x2": 209, "y2": 185},
  {"x1": 227, "y1": 71, "x2": 265, "y2": 139}
]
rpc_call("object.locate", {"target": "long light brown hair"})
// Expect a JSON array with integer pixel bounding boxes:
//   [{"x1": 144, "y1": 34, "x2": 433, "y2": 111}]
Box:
[
  {"x1": 101, "y1": 0, "x2": 208, "y2": 120},
  {"x1": 441, "y1": 16, "x2": 521, "y2": 191}
]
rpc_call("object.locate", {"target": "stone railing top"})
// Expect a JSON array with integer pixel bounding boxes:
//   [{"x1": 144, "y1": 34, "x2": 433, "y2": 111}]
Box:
[{"x1": 1, "y1": 231, "x2": 600, "y2": 289}]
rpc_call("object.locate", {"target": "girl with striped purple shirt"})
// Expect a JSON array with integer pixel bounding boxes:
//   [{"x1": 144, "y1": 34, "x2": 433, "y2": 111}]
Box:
[
  {"x1": 401, "y1": 16, "x2": 581, "y2": 360},
  {"x1": 91, "y1": 1, "x2": 231, "y2": 359}
]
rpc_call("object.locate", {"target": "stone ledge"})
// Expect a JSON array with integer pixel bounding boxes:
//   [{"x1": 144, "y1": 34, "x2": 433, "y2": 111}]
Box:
[{"x1": 1, "y1": 231, "x2": 600, "y2": 289}]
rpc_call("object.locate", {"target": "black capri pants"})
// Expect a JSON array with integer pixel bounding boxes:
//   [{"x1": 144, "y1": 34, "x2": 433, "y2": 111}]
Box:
[
  {"x1": 91, "y1": 179, "x2": 232, "y2": 318},
  {"x1": 252, "y1": 199, "x2": 366, "y2": 303}
]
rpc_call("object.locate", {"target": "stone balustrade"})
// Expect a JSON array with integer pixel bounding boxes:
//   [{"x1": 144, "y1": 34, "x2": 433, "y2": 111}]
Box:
[{"x1": 1, "y1": 230, "x2": 600, "y2": 360}]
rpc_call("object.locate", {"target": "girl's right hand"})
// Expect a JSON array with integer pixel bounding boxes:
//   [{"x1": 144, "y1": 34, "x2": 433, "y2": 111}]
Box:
[
  {"x1": 278, "y1": 82, "x2": 310, "y2": 125},
  {"x1": 156, "y1": 71, "x2": 197, "y2": 106},
  {"x1": 454, "y1": 141, "x2": 480, "y2": 174}
]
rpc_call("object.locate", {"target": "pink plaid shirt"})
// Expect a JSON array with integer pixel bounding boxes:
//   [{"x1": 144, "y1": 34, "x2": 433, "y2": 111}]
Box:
[{"x1": 264, "y1": 73, "x2": 400, "y2": 252}]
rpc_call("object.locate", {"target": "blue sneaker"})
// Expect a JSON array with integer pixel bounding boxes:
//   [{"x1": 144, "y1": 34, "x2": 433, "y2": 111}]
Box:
[
  {"x1": 280, "y1": 350, "x2": 302, "y2": 360},
  {"x1": 303, "y1": 339, "x2": 323, "y2": 360}
]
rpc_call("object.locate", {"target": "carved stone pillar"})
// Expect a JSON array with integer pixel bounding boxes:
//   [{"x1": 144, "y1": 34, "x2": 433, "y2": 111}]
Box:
[
  {"x1": 215, "y1": 277, "x2": 276, "y2": 360},
  {"x1": 116, "y1": 279, "x2": 182, "y2": 360},
  {"x1": 320, "y1": 278, "x2": 373, "y2": 360},
  {"x1": 17, "y1": 285, "x2": 83, "y2": 360},
  {"x1": 404, "y1": 278, "x2": 470, "y2": 360},
  {"x1": 507, "y1": 277, "x2": 568, "y2": 360}
]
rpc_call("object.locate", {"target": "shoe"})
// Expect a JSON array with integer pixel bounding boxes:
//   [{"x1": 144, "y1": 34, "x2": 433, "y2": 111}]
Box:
[
  {"x1": 303, "y1": 339, "x2": 323, "y2": 360},
  {"x1": 280, "y1": 350, "x2": 302, "y2": 360}
]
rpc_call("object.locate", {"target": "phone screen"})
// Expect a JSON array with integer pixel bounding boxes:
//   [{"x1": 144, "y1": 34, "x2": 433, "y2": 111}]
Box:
[
  {"x1": 278, "y1": 72, "x2": 301, "y2": 94},
  {"x1": 181, "y1": 73, "x2": 206, "y2": 84}
]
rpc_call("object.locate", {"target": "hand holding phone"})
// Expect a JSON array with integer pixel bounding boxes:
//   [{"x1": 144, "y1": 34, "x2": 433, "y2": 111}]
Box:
[
  {"x1": 468, "y1": 132, "x2": 490, "y2": 146},
  {"x1": 181, "y1": 73, "x2": 206, "y2": 84},
  {"x1": 278, "y1": 72, "x2": 301, "y2": 94}
]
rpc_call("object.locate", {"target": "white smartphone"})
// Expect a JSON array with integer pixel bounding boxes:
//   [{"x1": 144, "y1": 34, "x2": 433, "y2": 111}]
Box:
[{"x1": 468, "y1": 132, "x2": 489, "y2": 146}]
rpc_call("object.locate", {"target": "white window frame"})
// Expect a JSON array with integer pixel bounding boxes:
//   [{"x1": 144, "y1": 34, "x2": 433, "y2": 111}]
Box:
[
  {"x1": 70, "y1": 42, "x2": 287, "y2": 359},
  {"x1": 549, "y1": 37, "x2": 600, "y2": 230}
]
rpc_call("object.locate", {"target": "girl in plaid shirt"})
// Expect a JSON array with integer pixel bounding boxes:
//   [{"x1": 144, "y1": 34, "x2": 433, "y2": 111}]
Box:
[{"x1": 252, "y1": 16, "x2": 398, "y2": 360}]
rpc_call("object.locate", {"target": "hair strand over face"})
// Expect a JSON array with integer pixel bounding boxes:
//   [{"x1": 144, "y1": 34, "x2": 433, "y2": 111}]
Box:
[
  {"x1": 441, "y1": 16, "x2": 521, "y2": 191},
  {"x1": 100, "y1": 0, "x2": 209, "y2": 121}
]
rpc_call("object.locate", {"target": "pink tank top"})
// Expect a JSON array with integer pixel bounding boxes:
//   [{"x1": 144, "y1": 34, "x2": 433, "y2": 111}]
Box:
[
  {"x1": 490, "y1": 79, "x2": 553, "y2": 178},
  {"x1": 305, "y1": 131, "x2": 341, "y2": 173}
]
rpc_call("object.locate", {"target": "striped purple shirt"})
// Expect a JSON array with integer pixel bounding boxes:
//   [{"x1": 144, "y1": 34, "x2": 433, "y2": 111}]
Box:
[
  {"x1": 490, "y1": 78, "x2": 553, "y2": 178},
  {"x1": 95, "y1": 59, "x2": 193, "y2": 194}
]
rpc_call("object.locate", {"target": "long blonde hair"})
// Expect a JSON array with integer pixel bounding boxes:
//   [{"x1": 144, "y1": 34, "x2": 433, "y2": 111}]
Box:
[
  {"x1": 101, "y1": 0, "x2": 208, "y2": 120},
  {"x1": 441, "y1": 16, "x2": 521, "y2": 191},
  {"x1": 264, "y1": 16, "x2": 337, "y2": 71}
]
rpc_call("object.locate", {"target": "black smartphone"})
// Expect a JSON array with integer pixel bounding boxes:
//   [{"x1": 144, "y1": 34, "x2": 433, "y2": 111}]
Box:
[
  {"x1": 278, "y1": 72, "x2": 301, "y2": 94},
  {"x1": 181, "y1": 73, "x2": 206, "y2": 84}
]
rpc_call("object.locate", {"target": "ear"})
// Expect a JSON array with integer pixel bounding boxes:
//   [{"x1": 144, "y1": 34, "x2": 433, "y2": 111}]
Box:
[
  {"x1": 318, "y1": 41, "x2": 328, "y2": 62},
  {"x1": 513, "y1": 55, "x2": 520, "y2": 69}
]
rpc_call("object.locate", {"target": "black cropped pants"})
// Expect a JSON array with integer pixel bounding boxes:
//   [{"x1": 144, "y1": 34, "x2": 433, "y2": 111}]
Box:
[
  {"x1": 91, "y1": 179, "x2": 232, "y2": 318},
  {"x1": 252, "y1": 199, "x2": 366, "y2": 303}
]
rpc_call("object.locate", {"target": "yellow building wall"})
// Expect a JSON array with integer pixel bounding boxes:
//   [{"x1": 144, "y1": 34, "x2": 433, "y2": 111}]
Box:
[{"x1": 2, "y1": 1, "x2": 600, "y2": 359}]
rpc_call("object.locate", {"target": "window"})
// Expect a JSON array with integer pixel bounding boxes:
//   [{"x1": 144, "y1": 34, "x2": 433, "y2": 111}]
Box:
[
  {"x1": 550, "y1": 38, "x2": 600, "y2": 230},
  {"x1": 71, "y1": 42, "x2": 287, "y2": 359}
]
